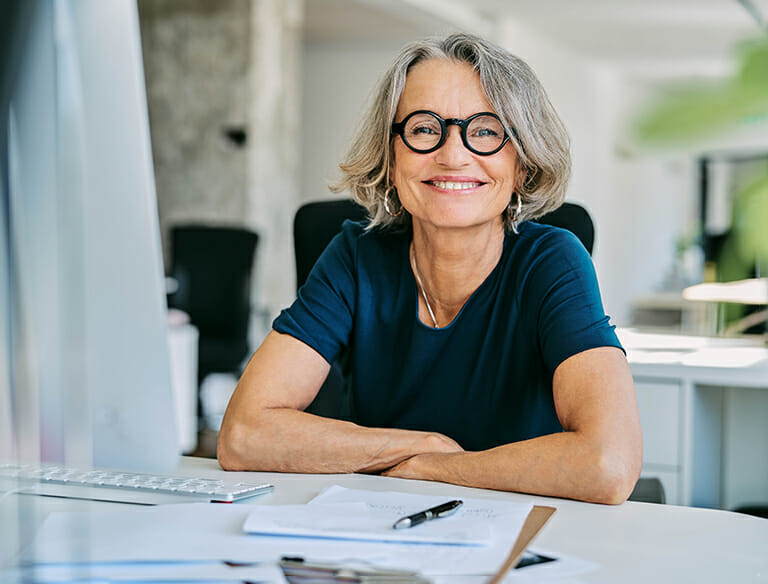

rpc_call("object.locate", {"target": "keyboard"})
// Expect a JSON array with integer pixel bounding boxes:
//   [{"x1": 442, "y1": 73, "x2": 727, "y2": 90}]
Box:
[{"x1": 0, "y1": 463, "x2": 273, "y2": 504}]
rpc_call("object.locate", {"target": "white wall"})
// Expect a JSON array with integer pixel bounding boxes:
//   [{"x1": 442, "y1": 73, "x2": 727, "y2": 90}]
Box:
[{"x1": 301, "y1": 41, "x2": 406, "y2": 203}]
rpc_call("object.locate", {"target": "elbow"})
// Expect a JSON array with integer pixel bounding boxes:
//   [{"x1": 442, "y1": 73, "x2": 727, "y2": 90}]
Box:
[
  {"x1": 586, "y1": 443, "x2": 643, "y2": 505},
  {"x1": 217, "y1": 417, "x2": 250, "y2": 471}
]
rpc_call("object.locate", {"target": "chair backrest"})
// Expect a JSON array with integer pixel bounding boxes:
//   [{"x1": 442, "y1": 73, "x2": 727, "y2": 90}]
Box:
[
  {"x1": 294, "y1": 199, "x2": 368, "y2": 290},
  {"x1": 169, "y1": 225, "x2": 258, "y2": 339},
  {"x1": 293, "y1": 200, "x2": 594, "y2": 292},
  {"x1": 535, "y1": 202, "x2": 594, "y2": 255}
]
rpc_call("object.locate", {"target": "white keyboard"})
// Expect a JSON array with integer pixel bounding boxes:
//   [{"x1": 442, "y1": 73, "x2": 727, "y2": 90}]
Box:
[{"x1": 0, "y1": 463, "x2": 273, "y2": 504}]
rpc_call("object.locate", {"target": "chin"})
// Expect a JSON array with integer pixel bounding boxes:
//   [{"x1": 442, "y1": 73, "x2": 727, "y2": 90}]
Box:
[{"x1": 423, "y1": 210, "x2": 504, "y2": 231}]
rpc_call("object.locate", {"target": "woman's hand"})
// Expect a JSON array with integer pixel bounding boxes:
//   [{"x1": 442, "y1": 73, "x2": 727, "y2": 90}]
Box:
[{"x1": 380, "y1": 452, "x2": 443, "y2": 480}]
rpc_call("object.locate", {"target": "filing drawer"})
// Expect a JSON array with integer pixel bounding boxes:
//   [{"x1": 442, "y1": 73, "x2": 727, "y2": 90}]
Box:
[{"x1": 634, "y1": 379, "x2": 681, "y2": 468}]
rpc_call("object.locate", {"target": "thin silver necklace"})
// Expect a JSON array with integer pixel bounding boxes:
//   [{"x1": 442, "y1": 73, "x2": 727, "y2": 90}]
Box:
[{"x1": 411, "y1": 246, "x2": 439, "y2": 328}]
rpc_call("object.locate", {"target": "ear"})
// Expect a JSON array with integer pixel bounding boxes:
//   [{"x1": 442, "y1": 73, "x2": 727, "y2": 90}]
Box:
[
  {"x1": 516, "y1": 164, "x2": 529, "y2": 192},
  {"x1": 388, "y1": 154, "x2": 397, "y2": 188},
  {"x1": 522, "y1": 166, "x2": 541, "y2": 192}
]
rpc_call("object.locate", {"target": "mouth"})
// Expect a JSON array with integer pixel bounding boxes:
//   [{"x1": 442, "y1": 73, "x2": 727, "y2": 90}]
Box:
[{"x1": 424, "y1": 179, "x2": 485, "y2": 191}]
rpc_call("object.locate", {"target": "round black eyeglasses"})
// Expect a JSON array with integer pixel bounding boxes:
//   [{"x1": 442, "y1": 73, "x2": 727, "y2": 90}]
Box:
[{"x1": 391, "y1": 110, "x2": 511, "y2": 156}]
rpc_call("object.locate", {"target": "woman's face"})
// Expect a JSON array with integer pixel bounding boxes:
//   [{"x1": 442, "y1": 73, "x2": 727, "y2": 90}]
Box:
[{"x1": 391, "y1": 59, "x2": 520, "y2": 233}]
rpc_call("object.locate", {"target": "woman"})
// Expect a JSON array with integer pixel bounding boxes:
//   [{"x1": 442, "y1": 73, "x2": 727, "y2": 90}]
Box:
[{"x1": 218, "y1": 33, "x2": 642, "y2": 504}]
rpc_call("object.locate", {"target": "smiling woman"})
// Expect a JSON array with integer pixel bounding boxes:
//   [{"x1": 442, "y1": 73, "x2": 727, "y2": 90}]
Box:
[{"x1": 218, "y1": 33, "x2": 642, "y2": 505}]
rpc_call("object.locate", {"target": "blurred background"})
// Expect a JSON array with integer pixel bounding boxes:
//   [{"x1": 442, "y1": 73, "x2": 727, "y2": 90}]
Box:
[
  {"x1": 135, "y1": 3, "x2": 768, "y2": 472},
  {"x1": 137, "y1": 0, "x2": 768, "y2": 343}
]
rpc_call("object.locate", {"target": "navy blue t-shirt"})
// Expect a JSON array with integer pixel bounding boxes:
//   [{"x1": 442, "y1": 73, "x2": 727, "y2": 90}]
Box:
[{"x1": 274, "y1": 220, "x2": 622, "y2": 452}]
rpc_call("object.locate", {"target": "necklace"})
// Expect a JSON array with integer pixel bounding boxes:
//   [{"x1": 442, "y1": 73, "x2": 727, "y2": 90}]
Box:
[{"x1": 411, "y1": 246, "x2": 439, "y2": 328}]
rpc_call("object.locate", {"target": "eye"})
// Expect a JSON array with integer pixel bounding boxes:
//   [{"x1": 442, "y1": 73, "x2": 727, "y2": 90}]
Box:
[
  {"x1": 467, "y1": 115, "x2": 505, "y2": 146},
  {"x1": 411, "y1": 124, "x2": 439, "y2": 135},
  {"x1": 404, "y1": 113, "x2": 442, "y2": 140},
  {"x1": 471, "y1": 126, "x2": 500, "y2": 138}
]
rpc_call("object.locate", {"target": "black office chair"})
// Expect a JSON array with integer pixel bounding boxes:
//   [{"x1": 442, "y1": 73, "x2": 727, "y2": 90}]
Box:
[
  {"x1": 292, "y1": 200, "x2": 368, "y2": 418},
  {"x1": 534, "y1": 201, "x2": 595, "y2": 255},
  {"x1": 628, "y1": 477, "x2": 665, "y2": 504},
  {"x1": 294, "y1": 198, "x2": 369, "y2": 289},
  {"x1": 168, "y1": 225, "x2": 259, "y2": 385}
]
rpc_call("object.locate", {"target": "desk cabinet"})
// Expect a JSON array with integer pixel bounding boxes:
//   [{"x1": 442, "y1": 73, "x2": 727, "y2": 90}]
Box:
[
  {"x1": 635, "y1": 380, "x2": 683, "y2": 504},
  {"x1": 634, "y1": 376, "x2": 727, "y2": 508},
  {"x1": 632, "y1": 376, "x2": 768, "y2": 511},
  {"x1": 621, "y1": 329, "x2": 768, "y2": 509}
]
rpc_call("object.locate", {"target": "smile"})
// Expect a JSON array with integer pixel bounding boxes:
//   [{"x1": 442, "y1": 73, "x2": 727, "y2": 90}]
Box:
[{"x1": 426, "y1": 180, "x2": 483, "y2": 190}]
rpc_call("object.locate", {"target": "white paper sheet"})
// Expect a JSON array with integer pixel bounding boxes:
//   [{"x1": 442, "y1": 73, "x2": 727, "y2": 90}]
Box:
[{"x1": 242, "y1": 500, "x2": 492, "y2": 545}]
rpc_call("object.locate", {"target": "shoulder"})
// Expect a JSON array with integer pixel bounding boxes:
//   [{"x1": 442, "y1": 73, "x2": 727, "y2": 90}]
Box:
[
  {"x1": 509, "y1": 221, "x2": 591, "y2": 273},
  {"x1": 336, "y1": 219, "x2": 409, "y2": 258},
  {"x1": 319, "y1": 219, "x2": 373, "y2": 265},
  {"x1": 312, "y1": 220, "x2": 408, "y2": 287},
  {"x1": 515, "y1": 220, "x2": 585, "y2": 254}
]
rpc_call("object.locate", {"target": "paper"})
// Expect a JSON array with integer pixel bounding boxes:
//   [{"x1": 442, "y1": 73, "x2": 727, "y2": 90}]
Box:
[
  {"x1": 14, "y1": 488, "x2": 588, "y2": 578},
  {"x1": 243, "y1": 499, "x2": 492, "y2": 545},
  {"x1": 309, "y1": 485, "x2": 532, "y2": 529}
]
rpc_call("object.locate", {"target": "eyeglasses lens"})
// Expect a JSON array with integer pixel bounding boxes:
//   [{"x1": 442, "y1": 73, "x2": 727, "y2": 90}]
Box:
[
  {"x1": 403, "y1": 113, "x2": 505, "y2": 154},
  {"x1": 403, "y1": 113, "x2": 442, "y2": 151},
  {"x1": 467, "y1": 115, "x2": 505, "y2": 153}
]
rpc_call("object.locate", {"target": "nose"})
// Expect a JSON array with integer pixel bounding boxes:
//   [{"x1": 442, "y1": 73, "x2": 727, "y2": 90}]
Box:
[{"x1": 434, "y1": 126, "x2": 471, "y2": 167}]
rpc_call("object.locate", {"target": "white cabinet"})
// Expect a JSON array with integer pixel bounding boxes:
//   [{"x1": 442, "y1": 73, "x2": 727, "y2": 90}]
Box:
[
  {"x1": 635, "y1": 380, "x2": 683, "y2": 504},
  {"x1": 635, "y1": 380, "x2": 681, "y2": 468},
  {"x1": 622, "y1": 328, "x2": 768, "y2": 509}
]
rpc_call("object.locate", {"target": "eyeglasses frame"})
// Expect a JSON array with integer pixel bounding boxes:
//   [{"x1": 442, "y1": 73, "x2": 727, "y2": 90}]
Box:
[{"x1": 391, "y1": 110, "x2": 513, "y2": 156}]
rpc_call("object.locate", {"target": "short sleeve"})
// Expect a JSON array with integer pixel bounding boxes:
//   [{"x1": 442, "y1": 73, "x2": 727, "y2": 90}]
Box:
[
  {"x1": 272, "y1": 221, "x2": 363, "y2": 364},
  {"x1": 525, "y1": 228, "x2": 623, "y2": 375}
]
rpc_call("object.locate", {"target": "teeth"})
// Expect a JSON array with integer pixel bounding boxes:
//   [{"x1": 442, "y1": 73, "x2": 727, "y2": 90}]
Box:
[{"x1": 431, "y1": 181, "x2": 479, "y2": 190}]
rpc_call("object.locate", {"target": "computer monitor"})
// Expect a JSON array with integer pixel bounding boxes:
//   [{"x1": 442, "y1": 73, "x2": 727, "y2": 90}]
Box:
[{"x1": 0, "y1": 0, "x2": 179, "y2": 473}]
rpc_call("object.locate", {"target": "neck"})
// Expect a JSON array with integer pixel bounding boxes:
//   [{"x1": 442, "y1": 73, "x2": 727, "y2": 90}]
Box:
[{"x1": 410, "y1": 222, "x2": 505, "y2": 327}]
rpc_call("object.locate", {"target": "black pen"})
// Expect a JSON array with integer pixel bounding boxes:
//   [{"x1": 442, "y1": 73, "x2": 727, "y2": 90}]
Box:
[{"x1": 392, "y1": 499, "x2": 463, "y2": 529}]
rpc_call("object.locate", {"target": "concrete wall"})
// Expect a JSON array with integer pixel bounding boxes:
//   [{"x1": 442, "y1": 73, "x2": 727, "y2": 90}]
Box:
[
  {"x1": 138, "y1": 0, "x2": 252, "y2": 263},
  {"x1": 138, "y1": 0, "x2": 303, "y2": 340}
]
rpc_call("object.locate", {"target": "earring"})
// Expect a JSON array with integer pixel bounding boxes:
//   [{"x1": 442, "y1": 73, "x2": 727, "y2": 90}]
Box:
[
  {"x1": 508, "y1": 193, "x2": 522, "y2": 234},
  {"x1": 384, "y1": 185, "x2": 403, "y2": 217}
]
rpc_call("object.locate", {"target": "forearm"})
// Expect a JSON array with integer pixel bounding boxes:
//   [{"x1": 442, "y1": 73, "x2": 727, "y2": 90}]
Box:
[
  {"x1": 384, "y1": 430, "x2": 641, "y2": 504},
  {"x1": 218, "y1": 406, "x2": 461, "y2": 474},
  {"x1": 218, "y1": 331, "x2": 461, "y2": 474}
]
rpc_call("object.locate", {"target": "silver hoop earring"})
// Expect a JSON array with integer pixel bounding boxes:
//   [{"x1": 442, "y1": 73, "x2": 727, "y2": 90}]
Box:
[
  {"x1": 508, "y1": 193, "x2": 522, "y2": 234},
  {"x1": 384, "y1": 186, "x2": 403, "y2": 217}
]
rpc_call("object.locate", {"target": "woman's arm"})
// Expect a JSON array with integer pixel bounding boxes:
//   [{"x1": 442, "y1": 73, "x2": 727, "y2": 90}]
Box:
[
  {"x1": 217, "y1": 330, "x2": 463, "y2": 474},
  {"x1": 382, "y1": 346, "x2": 643, "y2": 504}
]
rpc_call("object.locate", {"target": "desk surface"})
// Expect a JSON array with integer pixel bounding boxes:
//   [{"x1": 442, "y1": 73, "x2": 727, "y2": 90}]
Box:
[
  {"x1": 619, "y1": 328, "x2": 768, "y2": 387},
  {"x1": 2, "y1": 456, "x2": 766, "y2": 583}
]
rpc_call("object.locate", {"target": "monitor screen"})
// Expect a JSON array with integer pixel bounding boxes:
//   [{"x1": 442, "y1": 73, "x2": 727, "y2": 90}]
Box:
[{"x1": 1, "y1": 0, "x2": 179, "y2": 473}]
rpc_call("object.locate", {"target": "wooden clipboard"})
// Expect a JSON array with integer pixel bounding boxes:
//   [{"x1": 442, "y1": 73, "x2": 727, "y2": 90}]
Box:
[{"x1": 487, "y1": 505, "x2": 556, "y2": 584}]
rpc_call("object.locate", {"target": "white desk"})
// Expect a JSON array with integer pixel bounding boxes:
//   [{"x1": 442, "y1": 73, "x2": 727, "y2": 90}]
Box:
[
  {"x1": 619, "y1": 329, "x2": 768, "y2": 509},
  {"x1": 2, "y1": 457, "x2": 767, "y2": 583}
]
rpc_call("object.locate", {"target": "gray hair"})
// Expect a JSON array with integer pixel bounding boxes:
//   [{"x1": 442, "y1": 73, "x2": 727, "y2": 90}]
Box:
[{"x1": 331, "y1": 32, "x2": 571, "y2": 230}]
